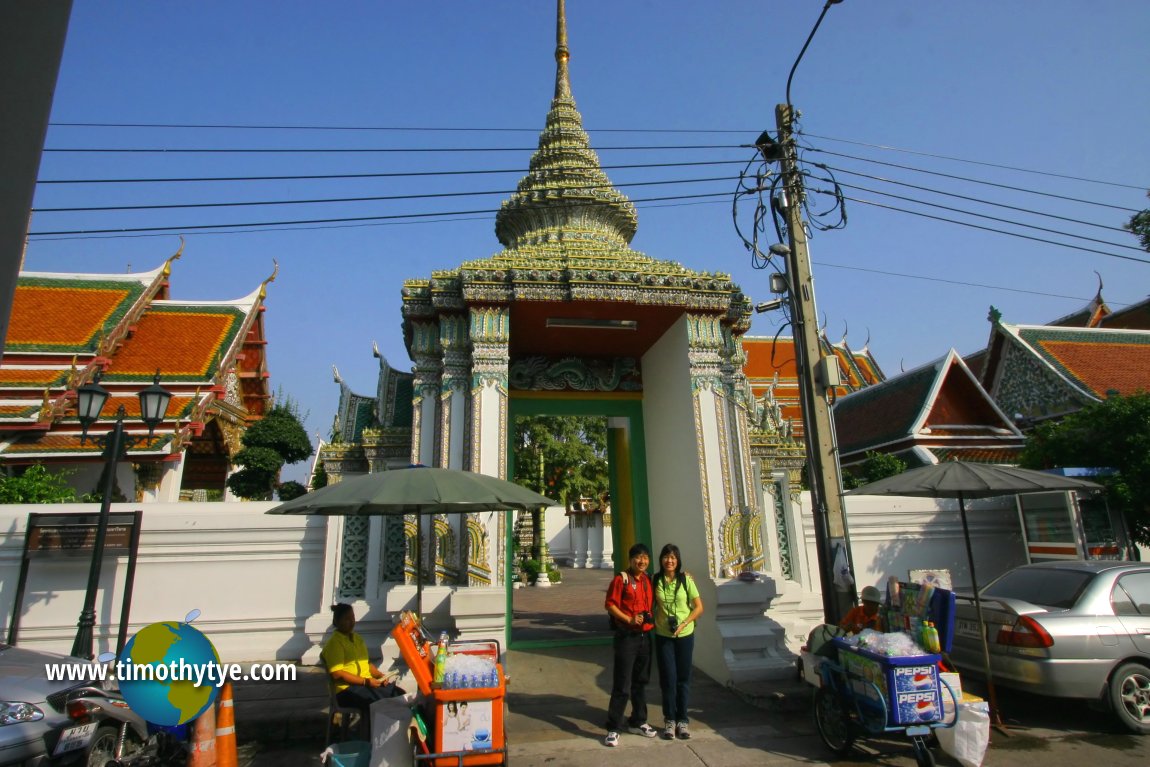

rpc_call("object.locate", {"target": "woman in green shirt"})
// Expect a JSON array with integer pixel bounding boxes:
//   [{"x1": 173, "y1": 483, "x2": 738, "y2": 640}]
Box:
[{"x1": 652, "y1": 543, "x2": 704, "y2": 740}]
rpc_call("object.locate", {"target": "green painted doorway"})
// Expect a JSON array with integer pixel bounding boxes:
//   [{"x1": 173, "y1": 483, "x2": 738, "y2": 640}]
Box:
[{"x1": 506, "y1": 392, "x2": 650, "y2": 649}]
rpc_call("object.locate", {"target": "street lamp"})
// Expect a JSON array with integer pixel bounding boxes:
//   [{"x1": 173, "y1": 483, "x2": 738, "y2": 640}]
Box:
[{"x1": 70, "y1": 371, "x2": 172, "y2": 659}]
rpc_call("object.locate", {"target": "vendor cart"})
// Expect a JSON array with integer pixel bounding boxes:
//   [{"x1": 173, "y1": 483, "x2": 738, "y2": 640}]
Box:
[
  {"x1": 808, "y1": 580, "x2": 964, "y2": 767},
  {"x1": 812, "y1": 640, "x2": 959, "y2": 767},
  {"x1": 392, "y1": 611, "x2": 508, "y2": 767}
]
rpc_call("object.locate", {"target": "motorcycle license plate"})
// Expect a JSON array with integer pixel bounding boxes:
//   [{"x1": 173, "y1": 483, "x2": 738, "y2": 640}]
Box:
[{"x1": 53, "y1": 722, "x2": 98, "y2": 756}]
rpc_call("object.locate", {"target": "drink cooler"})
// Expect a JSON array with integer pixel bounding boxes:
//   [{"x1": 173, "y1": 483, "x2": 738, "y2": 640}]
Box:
[
  {"x1": 393, "y1": 615, "x2": 506, "y2": 767},
  {"x1": 834, "y1": 640, "x2": 943, "y2": 726}
]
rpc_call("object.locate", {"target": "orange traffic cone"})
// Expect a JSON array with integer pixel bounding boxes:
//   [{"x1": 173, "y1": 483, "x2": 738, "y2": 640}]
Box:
[
  {"x1": 215, "y1": 683, "x2": 237, "y2": 767},
  {"x1": 188, "y1": 701, "x2": 217, "y2": 767}
]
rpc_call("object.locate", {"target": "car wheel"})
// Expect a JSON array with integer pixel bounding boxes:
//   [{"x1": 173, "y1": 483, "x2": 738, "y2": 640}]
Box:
[
  {"x1": 86, "y1": 725, "x2": 119, "y2": 767},
  {"x1": 1108, "y1": 662, "x2": 1150, "y2": 734}
]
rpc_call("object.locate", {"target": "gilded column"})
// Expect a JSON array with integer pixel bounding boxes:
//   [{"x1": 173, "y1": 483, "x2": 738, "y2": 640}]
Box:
[
  {"x1": 686, "y1": 313, "x2": 726, "y2": 577},
  {"x1": 468, "y1": 305, "x2": 510, "y2": 586},
  {"x1": 439, "y1": 313, "x2": 470, "y2": 471},
  {"x1": 409, "y1": 319, "x2": 442, "y2": 468}
]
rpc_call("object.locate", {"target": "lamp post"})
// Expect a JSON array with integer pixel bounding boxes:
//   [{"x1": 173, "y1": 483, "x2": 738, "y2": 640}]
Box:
[{"x1": 70, "y1": 371, "x2": 171, "y2": 659}]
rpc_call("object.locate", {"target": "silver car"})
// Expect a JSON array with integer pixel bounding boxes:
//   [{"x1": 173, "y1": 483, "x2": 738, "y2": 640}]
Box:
[
  {"x1": 949, "y1": 560, "x2": 1150, "y2": 734},
  {"x1": 0, "y1": 643, "x2": 102, "y2": 767}
]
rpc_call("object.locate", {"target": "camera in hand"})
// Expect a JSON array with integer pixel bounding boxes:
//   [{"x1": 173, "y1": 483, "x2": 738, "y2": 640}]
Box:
[{"x1": 667, "y1": 615, "x2": 679, "y2": 632}]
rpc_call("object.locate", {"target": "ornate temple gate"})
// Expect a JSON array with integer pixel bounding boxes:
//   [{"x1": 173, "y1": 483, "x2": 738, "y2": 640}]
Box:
[{"x1": 316, "y1": 1, "x2": 801, "y2": 682}]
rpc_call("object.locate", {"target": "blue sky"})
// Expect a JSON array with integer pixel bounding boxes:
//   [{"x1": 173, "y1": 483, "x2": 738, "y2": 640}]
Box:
[{"x1": 25, "y1": 1, "x2": 1150, "y2": 481}]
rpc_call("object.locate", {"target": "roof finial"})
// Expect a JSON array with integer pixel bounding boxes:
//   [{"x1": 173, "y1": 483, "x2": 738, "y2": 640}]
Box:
[{"x1": 555, "y1": 0, "x2": 571, "y2": 100}]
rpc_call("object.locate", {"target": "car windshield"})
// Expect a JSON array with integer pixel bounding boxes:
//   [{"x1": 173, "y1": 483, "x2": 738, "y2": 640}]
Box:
[{"x1": 982, "y1": 568, "x2": 1093, "y2": 609}]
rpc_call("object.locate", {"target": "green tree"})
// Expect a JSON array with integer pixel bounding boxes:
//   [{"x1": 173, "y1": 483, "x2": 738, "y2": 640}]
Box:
[
  {"x1": 277, "y1": 480, "x2": 308, "y2": 501},
  {"x1": 1019, "y1": 392, "x2": 1150, "y2": 545},
  {"x1": 311, "y1": 462, "x2": 328, "y2": 490},
  {"x1": 1126, "y1": 191, "x2": 1150, "y2": 251},
  {"x1": 226, "y1": 397, "x2": 313, "y2": 500},
  {"x1": 842, "y1": 451, "x2": 908, "y2": 490},
  {"x1": 0, "y1": 464, "x2": 78, "y2": 503},
  {"x1": 512, "y1": 416, "x2": 608, "y2": 506}
]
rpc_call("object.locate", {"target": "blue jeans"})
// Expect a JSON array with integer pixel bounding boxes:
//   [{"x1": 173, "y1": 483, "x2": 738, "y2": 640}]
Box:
[{"x1": 654, "y1": 632, "x2": 694, "y2": 723}]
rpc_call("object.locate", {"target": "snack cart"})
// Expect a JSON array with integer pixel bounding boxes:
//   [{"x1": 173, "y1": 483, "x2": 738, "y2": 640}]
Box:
[
  {"x1": 392, "y1": 611, "x2": 508, "y2": 767},
  {"x1": 810, "y1": 583, "x2": 963, "y2": 767}
]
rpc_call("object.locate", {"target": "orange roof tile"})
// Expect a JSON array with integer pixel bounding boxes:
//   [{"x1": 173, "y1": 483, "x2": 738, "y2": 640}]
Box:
[
  {"x1": 1, "y1": 431, "x2": 173, "y2": 457},
  {"x1": 8, "y1": 281, "x2": 144, "y2": 351},
  {"x1": 105, "y1": 307, "x2": 245, "y2": 381},
  {"x1": 60, "y1": 394, "x2": 198, "y2": 423},
  {"x1": 1035, "y1": 339, "x2": 1150, "y2": 397},
  {"x1": 0, "y1": 369, "x2": 71, "y2": 388}
]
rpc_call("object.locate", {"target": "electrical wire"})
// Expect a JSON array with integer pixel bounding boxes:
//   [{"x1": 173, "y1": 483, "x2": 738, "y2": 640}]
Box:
[
  {"x1": 32, "y1": 174, "x2": 738, "y2": 214},
  {"x1": 27, "y1": 190, "x2": 733, "y2": 236},
  {"x1": 805, "y1": 175, "x2": 1145, "y2": 253},
  {"x1": 27, "y1": 197, "x2": 733, "y2": 242},
  {"x1": 822, "y1": 190, "x2": 1150, "y2": 266},
  {"x1": 42, "y1": 143, "x2": 742, "y2": 154},
  {"x1": 36, "y1": 158, "x2": 749, "y2": 185},
  {"x1": 47, "y1": 120, "x2": 756, "y2": 135},
  {"x1": 806, "y1": 162, "x2": 1132, "y2": 235},
  {"x1": 811, "y1": 260, "x2": 1105, "y2": 302},
  {"x1": 798, "y1": 131, "x2": 1147, "y2": 191},
  {"x1": 805, "y1": 148, "x2": 1141, "y2": 213}
]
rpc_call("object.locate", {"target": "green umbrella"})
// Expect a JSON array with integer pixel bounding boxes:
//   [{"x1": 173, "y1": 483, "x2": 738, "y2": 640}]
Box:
[
  {"x1": 848, "y1": 460, "x2": 1102, "y2": 726},
  {"x1": 268, "y1": 466, "x2": 556, "y2": 614}
]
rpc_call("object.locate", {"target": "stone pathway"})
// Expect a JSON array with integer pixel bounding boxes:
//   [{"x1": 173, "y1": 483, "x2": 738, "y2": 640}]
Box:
[{"x1": 511, "y1": 566, "x2": 614, "y2": 642}]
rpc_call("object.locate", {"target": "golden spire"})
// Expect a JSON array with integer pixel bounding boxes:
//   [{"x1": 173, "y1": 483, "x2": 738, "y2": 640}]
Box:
[{"x1": 555, "y1": 0, "x2": 571, "y2": 100}]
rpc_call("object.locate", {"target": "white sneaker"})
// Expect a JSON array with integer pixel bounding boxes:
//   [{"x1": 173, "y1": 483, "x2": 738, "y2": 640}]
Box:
[
  {"x1": 662, "y1": 719, "x2": 676, "y2": 740},
  {"x1": 677, "y1": 721, "x2": 691, "y2": 740},
  {"x1": 628, "y1": 723, "x2": 658, "y2": 738},
  {"x1": 604, "y1": 731, "x2": 619, "y2": 747}
]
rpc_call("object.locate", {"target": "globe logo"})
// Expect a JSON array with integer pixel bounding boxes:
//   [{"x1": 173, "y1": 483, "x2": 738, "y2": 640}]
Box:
[{"x1": 116, "y1": 610, "x2": 221, "y2": 726}]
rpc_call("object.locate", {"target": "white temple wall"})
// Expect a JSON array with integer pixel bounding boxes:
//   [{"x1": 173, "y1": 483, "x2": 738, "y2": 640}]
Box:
[
  {"x1": 774, "y1": 491, "x2": 1028, "y2": 653},
  {"x1": 0, "y1": 502, "x2": 328, "y2": 663},
  {"x1": 640, "y1": 316, "x2": 739, "y2": 682}
]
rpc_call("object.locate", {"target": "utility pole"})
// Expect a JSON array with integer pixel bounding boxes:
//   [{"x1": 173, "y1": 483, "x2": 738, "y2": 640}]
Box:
[{"x1": 774, "y1": 102, "x2": 855, "y2": 624}]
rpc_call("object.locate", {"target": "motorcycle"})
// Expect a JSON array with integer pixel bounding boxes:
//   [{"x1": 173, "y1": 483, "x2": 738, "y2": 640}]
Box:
[{"x1": 64, "y1": 687, "x2": 187, "y2": 767}]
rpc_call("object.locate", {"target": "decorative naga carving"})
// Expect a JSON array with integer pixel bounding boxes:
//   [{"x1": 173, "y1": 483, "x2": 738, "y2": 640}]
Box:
[{"x1": 509, "y1": 356, "x2": 641, "y2": 392}]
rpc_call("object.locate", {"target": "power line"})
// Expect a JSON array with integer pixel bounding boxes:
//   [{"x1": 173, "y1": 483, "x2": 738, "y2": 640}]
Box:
[
  {"x1": 800, "y1": 131, "x2": 1147, "y2": 191},
  {"x1": 806, "y1": 162, "x2": 1130, "y2": 235},
  {"x1": 27, "y1": 191, "x2": 732, "y2": 236},
  {"x1": 813, "y1": 260, "x2": 1101, "y2": 302},
  {"x1": 48, "y1": 120, "x2": 752, "y2": 134},
  {"x1": 27, "y1": 197, "x2": 734, "y2": 242},
  {"x1": 35, "y1": 159, "x2": 749, "y2": 185},
  {"x1": 45, "y1": 121, "x2": 1142, "y2": 191},
  {"x1": 42, "y1": 143, "x2": 741, "y2": 154},
  {"x1": 825, "y1": 191, "x2": 1150, "y2": 266},
  {"x1": 805, "y1": 148, "x2": 1141, "y2": 213},
  {"x1": 806, "y1": 176, "x2": 1145, "y2": 253},
  {"x1": 32, "y1": 175, "x2": 736, "y2": 214}
]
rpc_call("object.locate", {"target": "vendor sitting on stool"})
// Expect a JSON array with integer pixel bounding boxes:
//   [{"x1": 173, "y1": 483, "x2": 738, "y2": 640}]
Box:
[
  {"x1": 839, "y1": 585, "x2": 884, "y2": 634},
  {"x1": 322, "y1": 603, "x2": 404, "y2": 720}
]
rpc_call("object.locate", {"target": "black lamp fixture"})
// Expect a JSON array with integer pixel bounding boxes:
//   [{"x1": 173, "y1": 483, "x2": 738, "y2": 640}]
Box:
[{"x1": 71, "y1": 370, "x2": 172, "y2": 659}]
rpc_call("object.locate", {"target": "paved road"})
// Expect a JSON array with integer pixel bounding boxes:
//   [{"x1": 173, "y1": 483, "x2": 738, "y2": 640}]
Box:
[{"x1": 235, "y1": 567, "x2": 1150, "y2": 766}]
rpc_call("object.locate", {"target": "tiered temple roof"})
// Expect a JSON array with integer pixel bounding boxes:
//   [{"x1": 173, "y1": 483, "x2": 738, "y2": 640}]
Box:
[
  {"x1": 0, "y1": 252, "x2": 274, "y2": 496},
  {"x1": 401, "y1": 0, "x2": 751, "y2": 363},
  {"x1": 833, "y1": 349, "x2": 1024, "y2": 469},
  {"x1": 741, "y1": 334, "x2": 884, "y2": 441}
]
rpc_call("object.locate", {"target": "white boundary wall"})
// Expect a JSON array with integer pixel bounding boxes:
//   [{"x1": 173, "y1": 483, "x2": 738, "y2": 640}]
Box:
[
  {"x1": 4, "y1": 497, "x2": 1142, "y2": 667},
  {"x1": 0, "y1": 502, "x2": 329, "y2": 662}
]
